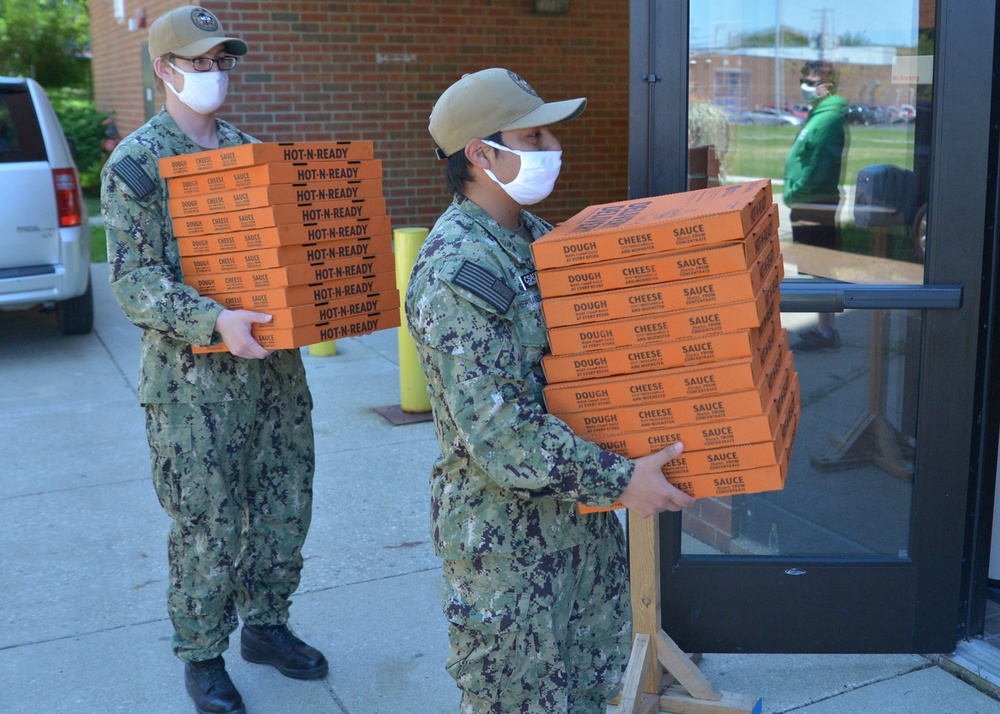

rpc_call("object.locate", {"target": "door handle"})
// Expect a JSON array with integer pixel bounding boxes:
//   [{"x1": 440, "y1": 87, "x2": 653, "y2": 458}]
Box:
[{"x1": 779, "y1": 282, "x2": 963, "y2": 312}]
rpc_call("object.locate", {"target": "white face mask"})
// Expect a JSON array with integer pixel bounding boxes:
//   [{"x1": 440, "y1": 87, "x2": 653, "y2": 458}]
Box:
[
  {"x1": 800, "y1": 82, "x2": 825, "y2": 104},
  {"x1": 166, "y1": 62, "x2": 229, "y2": 114},
  {"x1": 481, "y1": 139, "x2": 562, "y2": 206}
]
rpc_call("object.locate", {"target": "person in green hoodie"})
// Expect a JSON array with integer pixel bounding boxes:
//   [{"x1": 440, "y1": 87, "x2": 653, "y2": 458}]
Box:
[{"x1": 784, "y1": 59, "x2": 849, "y2": 351}]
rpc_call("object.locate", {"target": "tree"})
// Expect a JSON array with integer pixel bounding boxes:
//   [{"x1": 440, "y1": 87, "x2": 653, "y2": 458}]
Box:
[
  {"x1": 0, "y1": 0, "x2": 91, "y2": 88},
  {"x1": 732, "y1": 25, "x2": 811, "y2": 48},
  {"x1": 838, "y1": 31, "x2": 870, "y2": 47}
]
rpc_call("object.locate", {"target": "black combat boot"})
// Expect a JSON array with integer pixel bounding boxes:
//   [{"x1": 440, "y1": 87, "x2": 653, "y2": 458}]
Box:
[
  {"x1": 241, "y1": 623, "x2": 329, "y2": 679},
  {"x1": 184, "y1": 656, "x2": 245, "y2": 714}
]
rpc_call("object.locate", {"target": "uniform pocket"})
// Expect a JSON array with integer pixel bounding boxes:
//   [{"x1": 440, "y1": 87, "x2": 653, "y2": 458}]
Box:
[
  {"x1": 442, "y1": 577, "x2": 528, "y2": 701},
  {"x1": 512, "y1": 288, "x2": 546, "y2": 343},
  {"x1": 147, "y1": 423, "x2": 195, "y2": 520}
]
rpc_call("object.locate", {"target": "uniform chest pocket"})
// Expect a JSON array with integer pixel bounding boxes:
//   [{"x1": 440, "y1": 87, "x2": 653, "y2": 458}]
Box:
[{"x1": 511, "y1": 288, "x2": 546, "y2": 350}]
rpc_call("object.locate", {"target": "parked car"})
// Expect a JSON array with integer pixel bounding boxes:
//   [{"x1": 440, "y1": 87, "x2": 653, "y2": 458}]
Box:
[
  {"x1": 0, "y1": 76, "x2": 92, "y2": 334},
  {"x1": 846, "y1": 104, "x2": 890, "y2": 126},
  {"x1": 734, "y1": 106, "x2": 804, "y2": 126},
  {"x1": 783, "y1": 102, "x2": 812, "y2": 120},
  {"x1": 758, "y1": 102, "x2": 811, "y2": 120},
  {"x1": 886, "y1": 104, "x2": 917, "y2": 123},
  {"x1": 845, "y1": 104, "x2": 875, "y2": 125}
]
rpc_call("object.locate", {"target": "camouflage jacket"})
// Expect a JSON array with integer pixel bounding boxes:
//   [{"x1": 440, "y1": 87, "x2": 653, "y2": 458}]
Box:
[
  {"x1": 405, "y1": 197, "x2": 634, "y2": 559},
  {"x1": 101, "y1": 110, "x2": 306, "y2": 404}
]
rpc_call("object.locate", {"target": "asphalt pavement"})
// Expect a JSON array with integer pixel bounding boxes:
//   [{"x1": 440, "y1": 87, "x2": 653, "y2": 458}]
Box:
[{"x1": 1, "y1": 262, "x2": 1000, "y2": 713}]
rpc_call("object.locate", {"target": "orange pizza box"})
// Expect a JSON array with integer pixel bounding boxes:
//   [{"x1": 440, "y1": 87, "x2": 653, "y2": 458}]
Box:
[
  {"x1": 168, "y1": 180, "x2": 385, "y2": 217},
  {"x1": 555, "y1": 384, "x2": 772, "y2": 441},
  {"x1": 578, "y1": 438, "x2": 794, "y2": 512},
  {"x1": 159, "y1": 141, "x2": 375, "y2": 178},
  {"x1": 180, "y1": 234, "x2": 393, "y2": 275},
  {"x1": 540, "y1": 238, "x2": 781, "y2": 327},
  {"x1": 176, "y1": 216, "x2": 392, "y2": 255},
  {"x1": 591, "y1": 384, "x2": 789, "y2": 457},
  {"x1": 580, "y1": 356, "x2": 797, "y2": 455},
  {"x1": 580, "y1": 386, "x2": 799, "y2": 511},
  {"x1": 543, "y1": 332, "x2": 787, "y2": 413},
  {"x1": 166, "y1": 160, "x2": 383, "y2": 195},
  {"x1": 665, "y1": 454, "x2": 789, "y2": 500},
  {"x1": 658, "y1": 398, "x2": 798, "y2": 479},
  {"x1": 171, "y1": 197, "x2": 387, "y2": 237},
  {"x1": 542, "y1": 262, "x2": 784, "y2": 337},
  {"x1": 535, "y1": 205, "x2": 779, "y2": 298},
  {"x1": 208, "y1": 271, "x2": 396, "y2": 311},
  {"x1": 762, "y1": 344, "x2": 794, "y2": 412},
  {"x1": 530, "y1": 179, "x2": 772, "y2": 270},
  {"x1": 541, "y1": 317, "x2": 780, "y2": 384},
  {"x1": 544, "y1": 264, "x2": 780, "y2": 356},
  {"x1": 579, "y1": 401, "x2": 798, "y2": 511},
  {"x1": 261, "y1": 290, "x2": 399, "y2": 330},
  {"x1": 192, "y1": 308, "x2": 401, "y2": 354},
  {"x1": 775, "y1": 373, "x2": 801, "y2": 452},
  {"x1": 553, "y1": 350, "x2": 792, "y2": 440},
  {"x1": 184, "y1": 252, "x2": 394, "y2": 295},
  {"x1": 770, "y1": 355, "x2": 798, "y2": 424},
  {"x1": 577, "y1": 460, "x2": 785, "y2": 511}
]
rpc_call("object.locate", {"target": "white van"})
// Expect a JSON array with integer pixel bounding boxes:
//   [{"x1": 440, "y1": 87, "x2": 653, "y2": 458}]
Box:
[{"x1": 0, "y1": 76, "x2": 92, "y2": 335}]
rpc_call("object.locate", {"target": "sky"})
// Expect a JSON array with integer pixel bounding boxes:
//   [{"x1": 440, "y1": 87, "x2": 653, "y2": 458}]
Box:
[{"x1": 689, "y1": 0, "x2": 920, "y2": 49}]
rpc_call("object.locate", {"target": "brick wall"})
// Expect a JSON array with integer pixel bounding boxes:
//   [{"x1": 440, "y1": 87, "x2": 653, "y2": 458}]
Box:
[
  {"x1": 88, "y1": 0, "x2": 631, "y2": 228},
  {"x1": 89, "y1": 0, "x2": 179, "y2": 136},
  {"x1": 684, "y1": 498, "x2": 739, "y2": 553}
]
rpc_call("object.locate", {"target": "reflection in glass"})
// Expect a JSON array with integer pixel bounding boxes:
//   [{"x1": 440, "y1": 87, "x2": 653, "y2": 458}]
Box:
[
  {"x1": 688, "y1": 0, "x2": 932, "y2": 274},
  {"x1": 683, "y1": 1, "x2": 933, "y2": 559},
  {"x1": 684, "y1": 308, "x2": 921, "y2": 558}
]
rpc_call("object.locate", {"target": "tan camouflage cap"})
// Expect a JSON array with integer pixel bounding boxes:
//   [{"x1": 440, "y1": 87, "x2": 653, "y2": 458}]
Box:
[
  {"x1": 148, "y1": 6, "x2": 248, "y2": 61},
  {"x1": 429, "y1": 68, "x2": 586, "y2": 158}
]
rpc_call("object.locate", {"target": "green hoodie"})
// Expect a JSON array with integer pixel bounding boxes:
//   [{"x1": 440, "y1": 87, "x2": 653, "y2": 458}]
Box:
[{"x1": 783, "y1": 93, "x2": 848, "y2": 207}]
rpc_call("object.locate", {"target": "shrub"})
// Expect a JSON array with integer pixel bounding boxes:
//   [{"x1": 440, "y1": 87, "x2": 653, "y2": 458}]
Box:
[{"x1": 47, "y1": 88, "x2": 109, "y2": 194}]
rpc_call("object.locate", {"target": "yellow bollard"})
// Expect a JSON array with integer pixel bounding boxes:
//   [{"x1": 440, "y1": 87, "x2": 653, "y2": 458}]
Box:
[
  {"x1": 394, "y1": 227, "x2": 431, "y2": 413},
  {"x1": 308, "y1": 340, "x2": 337, "y2": 357}
]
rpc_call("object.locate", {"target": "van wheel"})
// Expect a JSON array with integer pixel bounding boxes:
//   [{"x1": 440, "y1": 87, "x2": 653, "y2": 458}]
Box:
[{"x1": 57, "y1": 276, "x2": 94, "y2": 335}]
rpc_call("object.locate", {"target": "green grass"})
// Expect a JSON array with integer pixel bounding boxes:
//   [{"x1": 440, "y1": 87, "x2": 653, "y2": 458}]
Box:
[
  {"x1": 89, "y1": 223, "x2": 107, "y2": 263},
  {"x1": 724, "y1": 123, "x2": 916, "y2": 185},
  {"x1": 84, "y1": 193, "x2": 107, "y2": 263},
  {"x1": 722, "y1": 123, "x2": 922, "y2": 262},
  {"x1": 839, "y1": 222, "x2": 913, "y2": 262}
]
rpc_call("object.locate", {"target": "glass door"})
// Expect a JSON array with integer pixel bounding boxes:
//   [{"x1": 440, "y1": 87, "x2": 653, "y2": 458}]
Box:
[{"x1": 629, "y1": 0, "x2": 996, "y2": 653}]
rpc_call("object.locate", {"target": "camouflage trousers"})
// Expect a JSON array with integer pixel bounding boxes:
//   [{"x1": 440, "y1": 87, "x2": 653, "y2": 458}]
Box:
[
  {"x1": 145, "y1": 382, "x2": 314, "y2": 663},
  {"x1": 441, "y1": 524, "x2": 631, "y2": 714}
]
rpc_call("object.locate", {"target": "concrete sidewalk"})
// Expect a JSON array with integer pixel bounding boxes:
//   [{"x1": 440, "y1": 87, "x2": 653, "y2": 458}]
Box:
[{"x1": 1, "y1": 263, "x2": 999, "y2": 713}]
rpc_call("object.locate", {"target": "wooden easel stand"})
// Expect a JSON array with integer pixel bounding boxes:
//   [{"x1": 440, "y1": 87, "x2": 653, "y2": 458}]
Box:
[{"x1": 613, "y1": 515, "x2": 763, "y2": 714}]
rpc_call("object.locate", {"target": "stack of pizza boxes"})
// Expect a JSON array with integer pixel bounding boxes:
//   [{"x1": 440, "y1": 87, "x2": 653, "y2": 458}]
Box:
[
  {"x1": 530, "y1": 179, "x2": 799, "y2": 506},
  {"x1": 159, "y1": 141, "x2": 399, "y2": 353}
]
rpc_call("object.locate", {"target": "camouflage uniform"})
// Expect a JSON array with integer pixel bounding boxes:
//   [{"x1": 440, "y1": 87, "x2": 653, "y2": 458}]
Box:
[
  {"x1": 405, "y1": 196, "x2": 634, "y2": 712},
  {"x1": 101, "y1": 110, "x2": 315, "y2": 662}
]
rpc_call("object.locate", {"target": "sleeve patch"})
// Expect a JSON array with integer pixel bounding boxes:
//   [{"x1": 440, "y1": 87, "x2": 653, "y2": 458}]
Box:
[
  {"x1": 452, "y1": 260, "x2": 516, "y2": 313},
  {"x1": 112, "y1": 155, "x2": 155, "y2": 199}
]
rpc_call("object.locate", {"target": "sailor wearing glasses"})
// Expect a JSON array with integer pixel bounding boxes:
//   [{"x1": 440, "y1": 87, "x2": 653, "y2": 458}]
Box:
[{"x1": 101, "y1": 8, "x2": 326, "y2": 713}]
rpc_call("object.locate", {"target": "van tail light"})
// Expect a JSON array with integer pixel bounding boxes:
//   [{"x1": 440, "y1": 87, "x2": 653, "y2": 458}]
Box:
[{"x1": 53, "y1": 168, "x2": 82, "y2": 227}]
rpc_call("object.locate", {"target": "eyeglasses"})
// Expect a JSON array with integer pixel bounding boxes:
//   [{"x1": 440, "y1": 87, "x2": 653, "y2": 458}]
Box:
[{"x1": 171, "y1": 55, "x2": 239, "y2": 72}]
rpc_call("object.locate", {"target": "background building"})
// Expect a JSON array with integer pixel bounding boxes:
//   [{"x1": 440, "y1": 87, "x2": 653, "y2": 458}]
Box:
[{"x1": 87, "y1": 0, "x2": 631, "y2": 228}]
